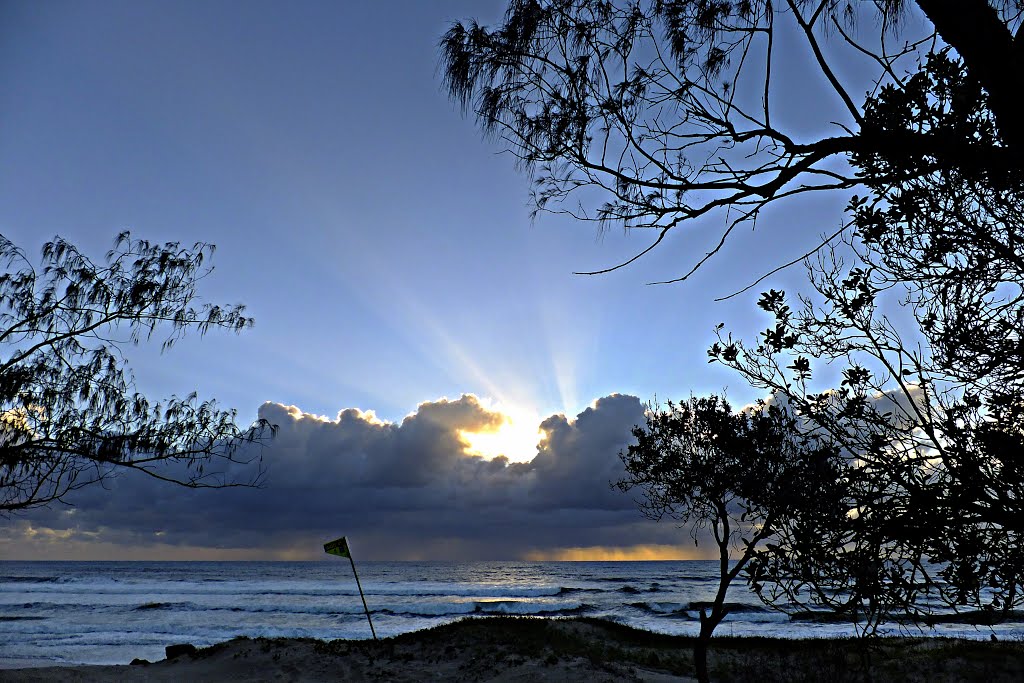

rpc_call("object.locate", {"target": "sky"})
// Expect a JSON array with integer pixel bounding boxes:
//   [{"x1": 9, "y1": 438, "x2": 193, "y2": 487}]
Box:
[{"x1": 0, "y1": 0, "x2": 884, "y2": 560}]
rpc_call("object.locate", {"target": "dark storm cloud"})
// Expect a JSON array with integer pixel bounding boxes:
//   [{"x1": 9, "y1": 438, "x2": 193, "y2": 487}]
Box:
[{"x1": 4, "y1": 393, "x2": 695, "y2": 559}]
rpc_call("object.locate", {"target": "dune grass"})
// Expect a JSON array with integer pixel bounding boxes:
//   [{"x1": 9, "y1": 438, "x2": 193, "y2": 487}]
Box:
[{"x1": 190, "y1": 616, "x2": 1024, "y2": 682}]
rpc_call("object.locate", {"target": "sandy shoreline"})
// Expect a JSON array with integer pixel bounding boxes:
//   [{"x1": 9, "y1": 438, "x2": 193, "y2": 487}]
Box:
[{"x1": 2, "y1": 616, "x2": 1022, "y2": 682}]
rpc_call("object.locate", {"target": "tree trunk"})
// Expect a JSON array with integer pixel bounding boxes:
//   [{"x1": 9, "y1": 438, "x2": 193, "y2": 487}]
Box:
[
  {"x1": 914, "y1": 0, "x2": 1024, "y2": 151},
  {"x1": 694, "y1": 608, "x2": 725, "y2": 683},
  {"x1": 694, "y1": 633, "x2": 711, "y2": 683}
]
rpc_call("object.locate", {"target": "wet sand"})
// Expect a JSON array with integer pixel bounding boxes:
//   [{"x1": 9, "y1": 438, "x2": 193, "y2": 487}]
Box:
[{"x1": 2, "y1": 616, "x2": 1022, "y2": 682}]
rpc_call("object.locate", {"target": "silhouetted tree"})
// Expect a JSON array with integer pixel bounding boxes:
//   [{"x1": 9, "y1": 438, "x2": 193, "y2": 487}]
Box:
[
  {"x1": 850, "y1": 49, "x2": 1024, "y2": 620},
  {"x1": 441, "y1": 0, "x2": 1024, "y2": 281},
  {"x1": 443, "y1": 0, "x2": 1024, "y2": 635},
  {"x1": 618, "y1": 395, "x2": 845, "y2": 682},
  {"x1": 0, "y1": 232, "x2": 274, "y2": 513},
  {"x1": 713, "y1": 258, "x2": 1023, "y2": 629},
  {"x1": 712, "y1": 48, "x2": 1024, "y2": 626}
]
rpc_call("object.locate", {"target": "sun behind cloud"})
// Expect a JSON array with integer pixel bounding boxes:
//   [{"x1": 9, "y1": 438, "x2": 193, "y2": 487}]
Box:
[{"x1": 458, "y1": 403, "x2": 544, "y2": 463}]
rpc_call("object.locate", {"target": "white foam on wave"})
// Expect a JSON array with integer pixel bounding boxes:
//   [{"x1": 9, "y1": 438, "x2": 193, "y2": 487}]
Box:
[{"x1": 3, "y1": 560, "x2": 1021, "y2": 667}]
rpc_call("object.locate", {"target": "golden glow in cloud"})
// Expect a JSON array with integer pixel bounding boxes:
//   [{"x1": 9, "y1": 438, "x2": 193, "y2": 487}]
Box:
[
  {"x1": 459, "y1": 402, "x2": 543, "y2": 463},
  {"x1": 524, "y1": 544, "x2": 712, "y2": 561}
]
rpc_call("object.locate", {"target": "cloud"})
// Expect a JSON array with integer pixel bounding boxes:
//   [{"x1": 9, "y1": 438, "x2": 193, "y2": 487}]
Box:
[{"x1": 1, "y1": 393, "x2": 706, "y2": 560}]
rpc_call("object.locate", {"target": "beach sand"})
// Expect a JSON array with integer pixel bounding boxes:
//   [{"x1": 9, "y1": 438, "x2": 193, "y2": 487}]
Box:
[{"x1": 2, "y1": 616, "x2": 1022, "y2": 682}]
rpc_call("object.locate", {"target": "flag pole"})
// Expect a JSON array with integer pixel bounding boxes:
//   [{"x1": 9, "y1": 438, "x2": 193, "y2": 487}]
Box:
[
  {"x1": 348, "y1": 552, "x2": 377, "y2": 641},
  {"x1": 324, "y1": 536, "x2": 377, "y2": 641}
]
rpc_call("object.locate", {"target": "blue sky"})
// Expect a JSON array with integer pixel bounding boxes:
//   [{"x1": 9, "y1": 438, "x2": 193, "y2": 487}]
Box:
[{"x1": 0, "y1": 1, "x2": 869, "y2": 559}]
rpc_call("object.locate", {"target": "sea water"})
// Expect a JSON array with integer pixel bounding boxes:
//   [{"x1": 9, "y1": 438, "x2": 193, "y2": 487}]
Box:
[{"x1": 1, "y1": 560, "x2": 1020, "y2": 667}]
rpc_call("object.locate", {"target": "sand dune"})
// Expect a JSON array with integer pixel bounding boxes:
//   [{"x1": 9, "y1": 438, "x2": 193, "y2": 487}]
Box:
[{"x1": 2, "y1": 617, "x2": 1022, "y2": 682}]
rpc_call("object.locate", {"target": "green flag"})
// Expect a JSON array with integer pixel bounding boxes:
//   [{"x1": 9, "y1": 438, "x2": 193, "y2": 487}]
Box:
[
  {"x1": 324, "y1": 536, "x2": 350, "y2": 558},
  {"x1": 324, "y1": 534, "x2": 377, "y2": 640}
]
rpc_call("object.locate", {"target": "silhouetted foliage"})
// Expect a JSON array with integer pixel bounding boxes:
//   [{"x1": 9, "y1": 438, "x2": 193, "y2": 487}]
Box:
[
  {"x1": 0, "y1": 232, "x2": 274, "y2": 513},
  {"x1": 441, "y1": 0, "x2": 1024, "y2": 281},
  {"x1": 704, "y1": 43, "x2": 1024, "y2": 628},
  {"x1": 711, "y1": 245, "x2": 1023, "y2": 631},
  {"x1": 445, "y1": 0, "x2": 1024, "y2": 639},
  {"x1": 618, "y1": 395, "x2": 845, "y2": 681},
  {"x1": 848, "y1": 50, "x2": 1024, "y2": 620}
]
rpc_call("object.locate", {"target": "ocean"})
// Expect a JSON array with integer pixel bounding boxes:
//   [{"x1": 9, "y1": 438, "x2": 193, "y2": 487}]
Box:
[{"x1": 1, "y1": 560, "x2": 1020, "y2": 667}]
